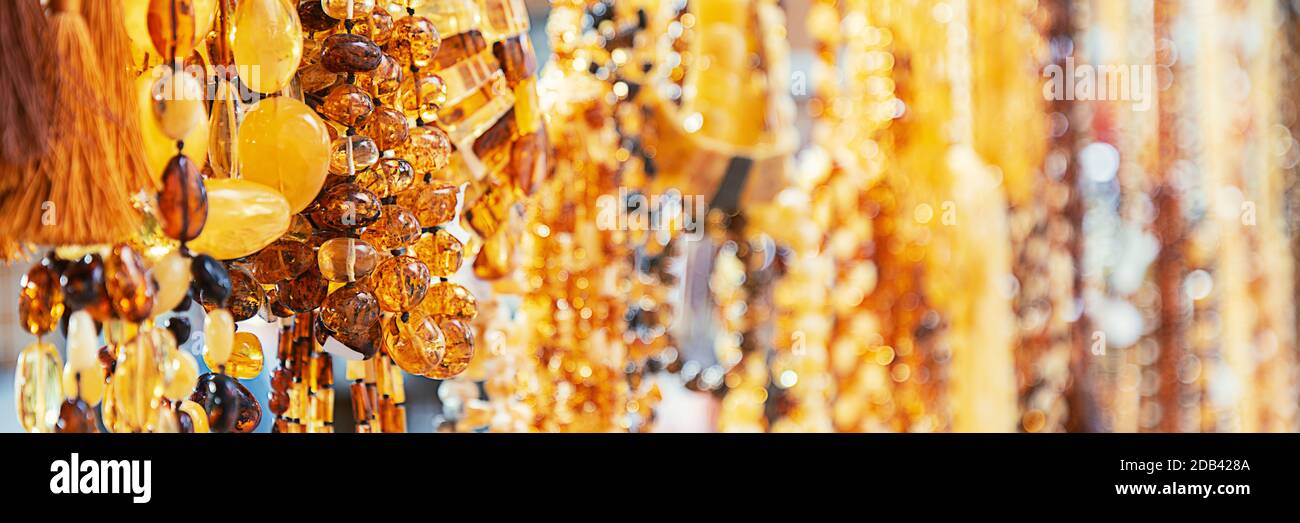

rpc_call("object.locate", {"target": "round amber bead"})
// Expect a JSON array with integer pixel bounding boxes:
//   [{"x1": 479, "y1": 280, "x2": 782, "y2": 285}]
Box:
[
  {"x1": 361, "y1": 205, "x2": 421, "y2": 250},
  {"x1": 370, "y1": 255, "x2": 431, "y2": 312},
  {"x1": 319, "y1": 83, "x2": 375, "y2": 127},
  {"x1": 317, "y1": 237, "x2": 381, "y2": 283},
  {"x1": 425, "y1": 318, "x2": 473, "y2": 379},
  {"x1": 328, "y1": 135, "x2": 381, "y2": 175},
  {"x1": 360, "y1": 105, "x2": 410, "y2": 151},
  {"x1": 226, "y1": 266, "x2": 264, "y2": 322},
  {"x1": 420, "y1": 281, "x2": 477, "y2": 320},
  {"x1": 412, "y1": 229, "x2": 463, "y2": 277},
  {"x1": 396, "y1": 183, "x2": 458, "y2": 226},
  {"x1": 382, "y1": 311, "x2": 444, "y2": 375},
  {"x1": 19, "y1": 259, "x2": 64, "y2": 336},
  {"x1": 395, "y1": 125, "x2": 451, "y2": 173},
  {"x1": 355, "y1": 157, "x2": 415, "y2": 198},
  {"x1": 320, "y1": 283, "x2": 381, "y2": 336},
  {"x1": 309, "y1": 182, "x2": 382, "y2": 231},
  {"x1": 388, "y1": 15, "x2": 439, "y2": 68}
]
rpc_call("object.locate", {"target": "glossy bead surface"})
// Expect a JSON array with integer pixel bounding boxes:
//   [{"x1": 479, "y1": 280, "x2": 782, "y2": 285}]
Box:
[
  {"x1": 149, "y1": 251, "x2": 192, "y2": 316},
  {"x1": 371, "y1": 256, "x2": 431, "y2": 312},
  {"x1": 19, "y1": 260, "x2": 64, "y2": 336},
  {"x1": 399, "y1": 73, "x2": 446, "y2": 123},
  {"x1": 104, "y1": 245, "x2": 156, "y2": 323},
  {"x1": 62, "y1": 362, "x2": 104, "y2": 405},
  {"x1": 149, "y1": 66, "x2": 207, "y2": 141},
  {"x1": 420, "y1": 281, "x2": 477, "y2": 320},
  {"x1": 356, "y1": 53, "x2": 403, "y2": 99},
  {"x1": 191, "y1": 254, "x2": 232, "y2": 309},
  {"x1": 108, "y1": 328, "x2": 172, "y2": 432},
  {"x1": 230, "y1": 0, "x2": 304, "y2": 93},
  {"x1": 309, "y1": 182, "x2": 381, "y2": 231},
  {"x1": 382, "y1": 311, "x2": 444, "y2": 375},
  {"x1": 15, "y1": 342, "x2": 63, "y2": 432},
  {"x1": 395, "y1": 125, "x2": 452, "y2": 173},
  {"x1": 177, "y1": 399, "x2": 209, "y2": 433},
  {"x1": 66, "y1": 311, "x2": 101, "y2": 374},
  {"x1": 320, "y1": 0, "x2": 374, "y2": 19},
  {"x1": 328, "y1": 135, "x2": 381, "y2": 175},
  {"x1": 158, "y1": 154, "x2": 208, "y2": 242},
  {"x1": 413, "y1": 229, "x2": 463, "y2": 277},
  {"x1": 226, "y1": 265, "x2": 265, "y2": 322},
  {"x1": 218, "y1": 331, "x2": 265, "y2": 379},
  {"x1": 164, "y1": 349, "x2": 200, "y2": 401},
  {"x1": 388, "y1": 15, "x2": 439, "y2": 68},
  {"x1": 321, "y1": 32, "x2": 383, "y2": 73},
  {"x1": 397, "y1": 183, "x2": 458, "y2": 226},
  {"x1": 361, "y1": 106, "x2": 410, "y2": 151},
  {"x1": 55, "y1": 399, "x2": 100, "y2": 433},
  {"x1": 277, "y1": 267, "x2": 329, "y2": 312},
  {"x1": 319, "y1": 83, "x2": 375, "y2": 127},
  {"x1": 188, "y1": 178, "x2": 293, "y2": 259},
  {"x1": 362, "y1": 205, "x2": 421, "y2": 250},
  {"x1": 190, "y1": 372, "x2": 240, "y2": 432},
  {"x1": 61, "y1": 254, "x2": 112, "y2": 321},
  {"x1": 204, "y1": 308, "x2": 235, "y2": 367},
  {"x1": 320, "y1": 284, "x2": 380, "y2": 335},
  {"x1": 317, "y1": 237, "x2": 381, "y2": 282},
  {"x1": 250, "y1": 239, "x2": 315, "y2": 283},
  {"x1": 426, "y1": 318, "x2": 473, "y2": 379},
  {"x1": 353, "y1": 6, "x2": 394, "y2": 45},
  {"x1": 333, "y1": 318, "x2": 381, "y2": 359},
  {"x1": 297, "y1": 0, "x2": 339, "y2": 31},
  {"x1": 146, "y1": 0, "x2": 198, "y2": 59},
  {"x1": 238, "y1": 97, "x2": 332, "y2": 213}
]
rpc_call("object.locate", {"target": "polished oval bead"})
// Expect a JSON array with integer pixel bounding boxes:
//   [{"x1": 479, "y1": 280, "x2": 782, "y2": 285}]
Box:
[
  {"x1": 328, "y1": 135, "x2": 381, "y2": 175},
  {"x1": 230, "y1": 0, "x2": 304, "y2": 93},
  {"x1": 62, "y1": 361, "x2": 105, "y2": 406},
  {"x1": 190, "y1": 254, "x2": 232, "y2": 309},
  {"x1": 163, "y1": 349, "x2": 200, "y2": 401},
  {"x1": 66, "y1": 310, "x2": 101, "y2": 374},
  {"x1": 158, "y1": 154, "x2": 209, "y2": 242},
  {"x1": 190, "y1": 372, "x2": 241, "y2": 432},
  {"x1": 396, "y1": 183, "x2": 458, "y2": 227},
  {"x1": 412, "y1": 228, "x2": 463, "y2": 277},
  {"x1": 104, "y1": 244, "x2": 156, "y2": 323},
  {"x1": 60, "y1": 254, "x2": 112, "y2": 322},
  {"x1": 250, "y1": 239, "x2": 316, "y2": 283},
  {"x1": 149, "y1": 251, "x2": 192, "y2": 317},
  {"x1": 177, "y1": 399, "x2": 209, "y2": 433},
  {"x1": 361, "y1": 205, "x2": 421, "y2": 251},
  {"x1": 388, "y1": 15, "x2": 439, "y2": 68},
  {"x1": 320, "y1": 283, "x2": 381, "y2": 336},
  {"x1": 238, "y1": 97, "x2": 333, "y2": 214},
  {"x1": 395, "y1": 125, "x2": 451, "y2": 173},
  {"x1": 382, "y1": 311, "x2": 444, "y2": 375},
  {"x1": 321, "y1": 32, "x2": 383, "y2": 73},
  {"x1": 162, "y1": 315, "x2": 192, "y2": 346},
  {"x1": 297, "y1": 0, "x2": 339, "y2": 32},
  {"x1": 399, "y1": 73, "x2": 446, "y2": 123},
  {"x1": 226, "y1": 265, "x2": 264, "y2": 321},
  {"x1": 359, "y1": 158, "x2": 416, "y2": 199},
  {"x1": 425, "y1": 318, "x2": 473, "y2": 379},
  {"x1": 109, "y1": 328, "x2": 172, "y2": 432},
  {"x1": 371, "y1": 256, "x2": 431, "y2": 312},
  {"x1": 233, "y1": 379, "x2": 262, "y2": 432},
  {"x1": 19, "y1": 259, "x2": 64, "y2": 336},
  {"x1": 321, "y1": 0, "x2": 374, "y2": 19},
  {"x1": 146, "y1": 0, "x2": 198, "y2": 59},
  {"x1": 55, "y1": 399, "x2": 100, "y2": 433},
  {"x1": 420, "y1": 281, "x2": 477, "y2": 320},
  {"x1": 187, "y1": 178, "x2": 293, "y2": 260},
  {"x1": 140, "y1": 71, "x2": 209, "y2": 183},
  {"x1": 204, "y1": 308, "x2": 235, "y2": 367},
  {"x1": 356, "y1": 53, "x2": 403, "y2": 99},
  {"x1": 317, "y1": 237, "x2": 381, "y2": 283},
  {"x1": 149, "y1": 66, "x2": 206, "y2": 141},
  {"x1": 298, "y1": 62, "x2": 344, "y2": 94},
  {"x1": 309, "y1": 182, "x2": 381, "y2": 231},
  {"x1": 360, "y1": 105, "x2": 410, "y2": 151},
  {"x1": 218, "y1": 331, "x2": 264, "y2": 379},
  {"x1": 319, "y1": 83, "x2": 375, "y2": 127},
  {"x1": 15, "y1": 342, "x2": 64, "y2": 432},
  {"x1": 353, "y1": 6, "x2": 394, "y2": 45},
  {"x1": 276, "y1": 266, "x2": 329, "y2": 312}
]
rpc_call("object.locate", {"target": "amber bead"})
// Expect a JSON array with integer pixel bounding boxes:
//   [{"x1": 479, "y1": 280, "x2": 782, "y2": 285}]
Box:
[
  {"x1": 356, "y1": 53, "x2": 403, "y2": 99},
  {"x1": 277, "y1": 266, "x2": 329, "y2": 312},
  {"x1": 382, "y1": 311, "x2": 444, "y2": 375},
  {"x1": 399, "y1": 73, "x2": 447, "y2": 123},
  {"x1": 15, "y1": 342, "x2": 63, "y2": 432},
  {"x1": 388, "y1": 15, "x2": 439, "y2": 68},
  {"x1": 163, "y1": 349, "x2": 199, "y2": 401},
  {"x1": 473, "y1": 228, "x2": 513, "y2": 280},
  {"x1": 249, "y1": 239, "x2": 315, "y2": 283},
  {"x1": 321, "y1": 0, "x2": 374, "y2": 19},
  {"x1": 149, "y1": 250, "x2": 192, "y2": 316},
  {"x1": 333, "y1": 316, "x2": 381, "y2": 359},
  {"x1": 190, "y1": 372, "x2": 240, "y2": 432},
  {"x1": 204, "y1": 308, "x2": 235, "y2": 367},
  {"x1": 298, "y1": 62, "x2": 343, "y2": 94},
  {"x1": 317, "y1": 237, "x2": 381, "y2": 283},
  {"x1": 55, "y1": 399, "x2": 100, "y2": 433},
  {"x1": 412, "y1": 229, "x2": 463, "y2": 277},
  {"x1": 108, "y1": 328, "x2": 172, "y2": 432},
  {"x1": 190, "y1": 254, "x2": 232, "y2": 310},
  {"x1": 371, "y1": 256, "x2": 431, "y2": 312},
  {"x1": 162, "y1": 316, "x2": 192, "y2": 346},
  {"x1": 362, "y1": 205, "x2": 421, "y2": 250},
  {"x1": 218, "y1": 331, "x2": 264, "y2": 379},
  {"x1": 268, "y1": 368, "x2": 291, "y2": 415},
  {"x1": 284, "y1": 214, "x2": 314, "y2": 242},
  {"x1": 104, "y1": 245, "x2": 156, "y2": 323},
  {"x1": 426, "y1": 318, "x2": 474, "y2": 379},
  {"x1": 396, "y1": 183, "x2": 458, "y2": 226},
  {"x1": 320, "y1": 283, "x2": 381, "y2": 336},
  {"x1": 226, "y1": 266, "x2": 264, "y2": 322},
  {"x1": 511, "y1": 130, "x2": 547, "y2": 195},
  {"x1": 146, "y1": 0, "x2": 198, "y2": 59},
  {"x1": 297, "y1": 0, "x2": 339, "y2": 32},
  {"x1": 353, "y1": 6, "x2": 394, "y2": 46},
  {"x1": 355, "y1": 157, "x2": 415, "y2": 198},
  {"x1": 19, "y1": 259, "x2": 64, "y2": 336},
  {"x1": 321, "y1": 33, "x2": 382, "y2": 73},
  {"x1": 360, "y1": 106, "x2": 410, "y2": 151},
  {"x1": 309, "y1": 182, "x2": 382, "y2": 231},
  {"x1": 318, "y1": 83, "x2": 374, "y2": 127},
  {"x1": 158, "y1": 154, "x2": 209, "y2": 242},
  {"x1": 61, "y1": 254, "x2": 111, "y2": 321},
  {"x1": 328, "y1": 135, "x2": 381, "y2": 175},
  {"x1": 420, "y1": 281, "x2": 477, "y2": 320},
  {"x1": 177, "y1": 399, "x2": 209, "y2": 433},
  {"x1": 397, "y1": 125, "x2": 452, "y2": 174}
]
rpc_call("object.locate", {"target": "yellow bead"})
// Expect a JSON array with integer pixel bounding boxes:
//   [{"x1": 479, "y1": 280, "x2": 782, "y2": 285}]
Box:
[
  {"x1": 149, "y1": 250, "x2": 193, "y2": 317},
  {"x1": 371, "y1": 256, "x2": 431, "y2": 312},
  {"x1": 15, "y1": 342, "x2": 63, "y2": 432},
  {"x1": 178, "y1": 399, "x2": 210, "y2": 433},
  {"x1": 149, "y1": 66, "x2": 207, "y2": 141},
  {"x1": 204, "y1": 309, "x2": 235, "y2": 367},
  {"x1": 63, "y1": 362, "x2": 105, "y2": 406},
  {"x1": 396, "y1": 182, "x2": 458, "y2": 226},
  {"x1": 188, "y1": 178, "x2": 292, "y2": 260},
  {"x1": 230, "y1": 0, "x2": 304, "y2": 94},
  {"x1": 321, "y1": 0, "x2": 375, "y2": 19},
  {"x1": 420, "y1": 281, "x2": 476, "y2": 320},
  {"x1": 109, "y1": 328, "x2": 173, "y2": 432},
  {"x1": 238, "y1": 97, "x2": 332, "y2": 213},
  {"x1": 66, "y1": 310, "x2": 100, "y2": 374},
  {"x1": 213, "y1": 331, "x2": 265, "y2": 379},
  {"x1": 412, "y1": 228, "x2": 462, "y2": 276},
  {"x1": 395, "y1": 125, "x2": 451, "y2": 173},
  {"x1": 138, "y1": 72, "x2": 209, "y2": 185},
  {"x1": 164, "y1": 349, "x2": 199, "y2": 401}
]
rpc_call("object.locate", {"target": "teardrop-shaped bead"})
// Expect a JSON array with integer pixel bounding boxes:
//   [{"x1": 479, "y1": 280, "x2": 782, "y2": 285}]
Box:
[
  {"x1": 19, "y1": 258, "x2": 64, "y2": 336},
  {"x1": 371, "y1": 256, "x2": 431, "y2": 312},
  {"x1": 189, "y1": 372, "x2": 240, "y2": 432},
  {"x1": 425, "y1": 318, "x2": 473, "y2": 379},
  {"x1": 317, "y1": 237, "x2": 381, "y2": 283},
  {"x1": 321, "y1": 32, "x2": 383, "y2": 73},
  {"x1": 361, "y1": 204, "x2": 421, "y2": 251},
  {"x1": 412, "y1": 228, "x2": 463, "y2": 277},
  {"x1": 230, "y1": 0, "x2": 304, "y2": 94},
  {"x1": 15, "y1": 341, "x2": 64, "y2": 432},
  {"x1": 190, "y1": 254, "x2": 232, "y2": 310},
  {"x1": 226, "y1": 265, "x2": 264, "y2": 321},
  {"x1": 158, "y1": 154, "x2": 209, "y2": 242}
]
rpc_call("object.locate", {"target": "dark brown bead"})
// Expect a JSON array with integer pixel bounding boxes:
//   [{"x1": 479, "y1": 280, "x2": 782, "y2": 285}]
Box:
[
  {"x1": 321, "y1": 33, "x2": 383, "y2": 73},
  {"x1": 249, "y1": 239, "x2": 315, "y2": 283},
  {"x1": 334, "y1": 315, "x2": 380, "y2": 359},
  {"x1": 55, "y1": 399, "x2": 100, "y2": 433},
  {"x1": 191, "y1": 372, "x2": 241, "y2": 433},
  {"x1": 309, "y1": 182, "x2": 381, "y2": 231},
  {"x1": 233, "y1": 379, "x2": 262, "y2": 433},
  {"x1": 60, "y1": 254, "x2": 112, "y2": 321},
  {"x1": 190, "y1": 254, "x2": 231, "y2": 310},
  {"x1": 297, "y1": 0, "x2": 339, "y2": 32},
  {"x1": 158, "y1": 154, "x2": 208, "y2": 242},
  {"x1": 320, "y1": 283, "x2": 380, "y2": 336},
  {"x1": 226, "y1": 265, "x2": 264, "y2": 321},
  {"x1": 277, "y1": 266, "x2": 329, "y2": 313},
  {"x1": 19, "y1": 258, "x2": 64, "y2": 336}
]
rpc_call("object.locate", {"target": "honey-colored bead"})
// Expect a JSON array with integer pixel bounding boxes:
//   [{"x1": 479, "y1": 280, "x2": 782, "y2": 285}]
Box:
[
  {"x1": 319, "y1": 83, "x2": 375, "y2": 127},
  {"x1": 321, "y1": 0, "x2": 374, "y2": 19},
  {"x1": 66, "y1": 310, "x2": 100, "y2": 374},
  {"x1": 320, "y1": 32, "x2": 383, "y2": 73},
  {"x1": 230, "y1": 0, "x2": 304, "y2": 93},
  {"x1": 362, "y1": 204, "x2": 421, "y2": 250},
  {"x1": 309, "y1": 182, "x2": 382, "y2": 231},
  {"x1": 382, "y1": 311, "x2": 444, "y2": 375},
  {"x1": 148, "y1": 250, "x2": 192, "y2": 317},
  {"x1": 371, "y1": 256, "x2": 431, "y2": 312},
  {"x1": 420, "y1": 281, "x2": 477, "y2": 320},
  {"x1": 355, "y1": 157, "x2": 414, "y2": 198},
  {"x1": 204, "y1": 308, "x2": 235, "y2": 367},
  {"x1": 361, "y1": 106, "x2": 410, "y2": 151},
  {"x1": 177, "y1": 399, "x2": 209, "y2": 433},
  {"x1": 238, "y1": 97, "x2": 333, "y2": 214},
  {"x1": 396, "y1": 183, "x2": 458, "y2": 226},
  {"x1": 250, "y1": 239, "x2": 315, "y2": 283},
  {"x1": 353, "y1": 6, "x2": 394, "y2": 46},
  {"x1": 163, "y1": 349, "x2": 199, "y2": 401},
  {"x1": 212, "y1": 331, "x2": 264, "y2": 379},
  {"x1": 55, "y1": 399, "x2": 100, "y2": 433},
  {"x1": 395, "y1": 125, "x2": 451, "y2": 173},
  {"x1": 412, "y1": 229, "x2": 463, "y2": 276},
  {"x1": 472, "y1": 227, "x2": 513, "y2": 280},
  {"x1": 104, "y1": 244, "x2": 156, "y2": 323},
  {"x1": 187, "y1": 178, "x2": 293, "y2": 260},
  {"x1": 298, "y1": 63, "x2": 344, "y2": 94},
  {"x1": 108, "y1": 327, "x2": 172, "y2": 432},
  {"x1": 226, "y1": 265, "x2": 264, "y2": 322},
  {"x1": 388, "y1": 15, "x2": 439, "y2": 68},
  {"x1": 18, "y1": 259, "x2": 64, "y2": 336},
  {"x1": 277, "y1": 266, "x2": 330, "y2": 312},
  {"x1": 158, "y1": 154, "x2": 208, "y2": 242},
  {"x1": 146, "y1": 0, "x2": 198, "y2": 59},
  {"x1": 297, "y1": 0, "x2": 338, "y2": 31},
  {"x1": 426, "y1": 318, "x2": 473, "y2": 379},
  {"x1": 320, "y1": 284, "x2": 380, "y2": 336},
  {"x1": 328, "y1": 135, "x2": 381, "y2": 175},
  {"x1": 15, "y1": 341, "x2": 63, "y2": 432},
  {"x1": 62, "y1": 362, "x2": 105, "y2": 405},
  {"x1": 399, "y1": 73, "x2": 447, "y2": 123},
  {"x1": 149, "y1": 66, "x2": 207, "y2": 141},
  {"x1": 356, "y1": 53, "x2": 403, "y2": 99},
  {"x1": 317, "y1": 237, "x2": 381, "y2": 282}
]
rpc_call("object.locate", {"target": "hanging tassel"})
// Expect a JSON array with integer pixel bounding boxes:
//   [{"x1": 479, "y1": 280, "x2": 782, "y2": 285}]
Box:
[
  {"x1": 0, "y1": 0, "x2": 54, "y2": 170},
  {"x1": 81, "y1": 0, "x2": 155, "y2": 191},
  {"x1": 0, "y1": 0, "x2": 146, "y2": 246}
]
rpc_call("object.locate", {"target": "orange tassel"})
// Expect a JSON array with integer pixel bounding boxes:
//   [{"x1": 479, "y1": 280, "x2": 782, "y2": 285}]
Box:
[{"x1": 0, "y1": 0, "x2": 54, "y2": 168}]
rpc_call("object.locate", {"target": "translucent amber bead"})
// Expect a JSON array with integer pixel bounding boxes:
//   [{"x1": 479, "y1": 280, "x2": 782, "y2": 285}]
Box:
[
  {"x1": 356, "y1": 53, "x2": 403, "y2": 99},
  {"x1": 298, "y1": 63, "x2": 344, "y2": 94},
  {"x1": 371, "y1": 256, "x2": 431, "y2": 312},
  {"x1": 328, "y1": 135, "x2": 381, "y2": 175},
  {"x1": 66, "y1": 311, "x2": 100, "y2": 373},
  {"x1": 204, "y1": 308, "x2": 235, "y2": 367},
  {"x1": 362, "y1": 205, "x2": 421, "y2": 250},
  {"x1": 187, "y1": 178, "x2": 292, "y2": 260},
  {"x1": 149, "y1": 67, "x2": 206, "y2": 141},
  {"x1": 319, "y1": 83, "x2": 375, "y2": 127},
  {"x1": 163, "y1": 349, "x2": 199, "y2": 401},
  {"x1": 15, "y1": 342, "x2": 63, "y2": 432},
  {"x1": 420, "y1": 281, "x2": 477, "y2": 320},
  {"x1": 397, "y1": 183, "x2": 458, "y2": 226},
  {"x1": 355, "y1": 157, "x2": 414, "y2": 198},
  {"x1": 250, "y1": 239, "x2": 315, "y2": 283},
  {"x1": 472, "y1": 227, "x2": 513, "y2": 280},
  {"x1": 382, "y1": 311, "x2": 444, "y2": 375},
  {"x1": 158, "y1": 154, "x2": 209, "y2": 242},
  {"x1": 104, "y1": 245, "x2": 156, "y2": 323},
  {"x1": 321, "y1": 284, "x2": 380, "y2": 336},
  {"x1": 412, "y1": 229, "x2": 463, "y2": 276},
  {"x1": 426, "y1": 318, "x2": 473, "y2": 379},
  {"x1": 213, "y1": 331, "x2": 264, "y2": 379},
  {"x1": 226, "y1": 266, "x2": 264, "y2": 321},
  {"x1": 146, "y1": 0, "x2": 198, "y2": 59},
  {"x1": 321, "y1": 0, "x2": 374, "y2": 19},
  {"x1": 230, "y1": 0, "x2": 304, "y2": 93},
  {"x1": 388, "y1": 15, "x2": 439, "y2": 68},
  {"x1": 321, "y1": 33, "x2": 382, "y2": 73},
  {"x1": 177, "y1": 399, "x2": 209, "y2": 433},
  {"x1": 399, "y1": 73, "x2": 447, "y2": 123},
  {"x1": 395, "y1": 125, "x2": 451, "y2": 173},
  {"x1": 239, "y1": 97, "x2": 333, "y2": 213},
  {"x1": 62, "y1": 362, "x2": 104, "y2": 405},
  {"x1": 149, "y1": 250, "x2": 192, "y2": 316},
  {"x1": 61, "y1": 254, "x2": 112, "y2": 322},
  {"x1": 353, "y1": 6, "x2": 394, "y2": 45},
  {"x1": 309, "y1": 182, "x2": 382, "y2": 231},
  {"x1": 361, "y1": 106, "x2": 410, "y2": 151},
  {"x1": 190, "y1": 372, "x2": 240, "y2": 432},
  {"x1": 55, "y1": 399, "x2": 100, "y2": 433},
  {"x1": 277, "y1": 266, "x2": 329, "y2": 312},
  {"x1": 109, "y1": 328, "x2": 171, "y2": 432},
  {"x1": 268, "y1": 368, "x2": 290, "y2": 415},
  {"x1": 297, "y1": 0, "x2": 339, "y2": 32},
  {"x1": 315, "y1": 238, "x2": 377, "y2": 283},
  {"x1": 19, "y1": 259, "x2": 63, "y2": 336},
  {"x1": 333, "y1": 317, "x2": 381, "y2": 359},
  {"x1": 191, "y1": 254, "x2": 232, "y2": 310}
]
